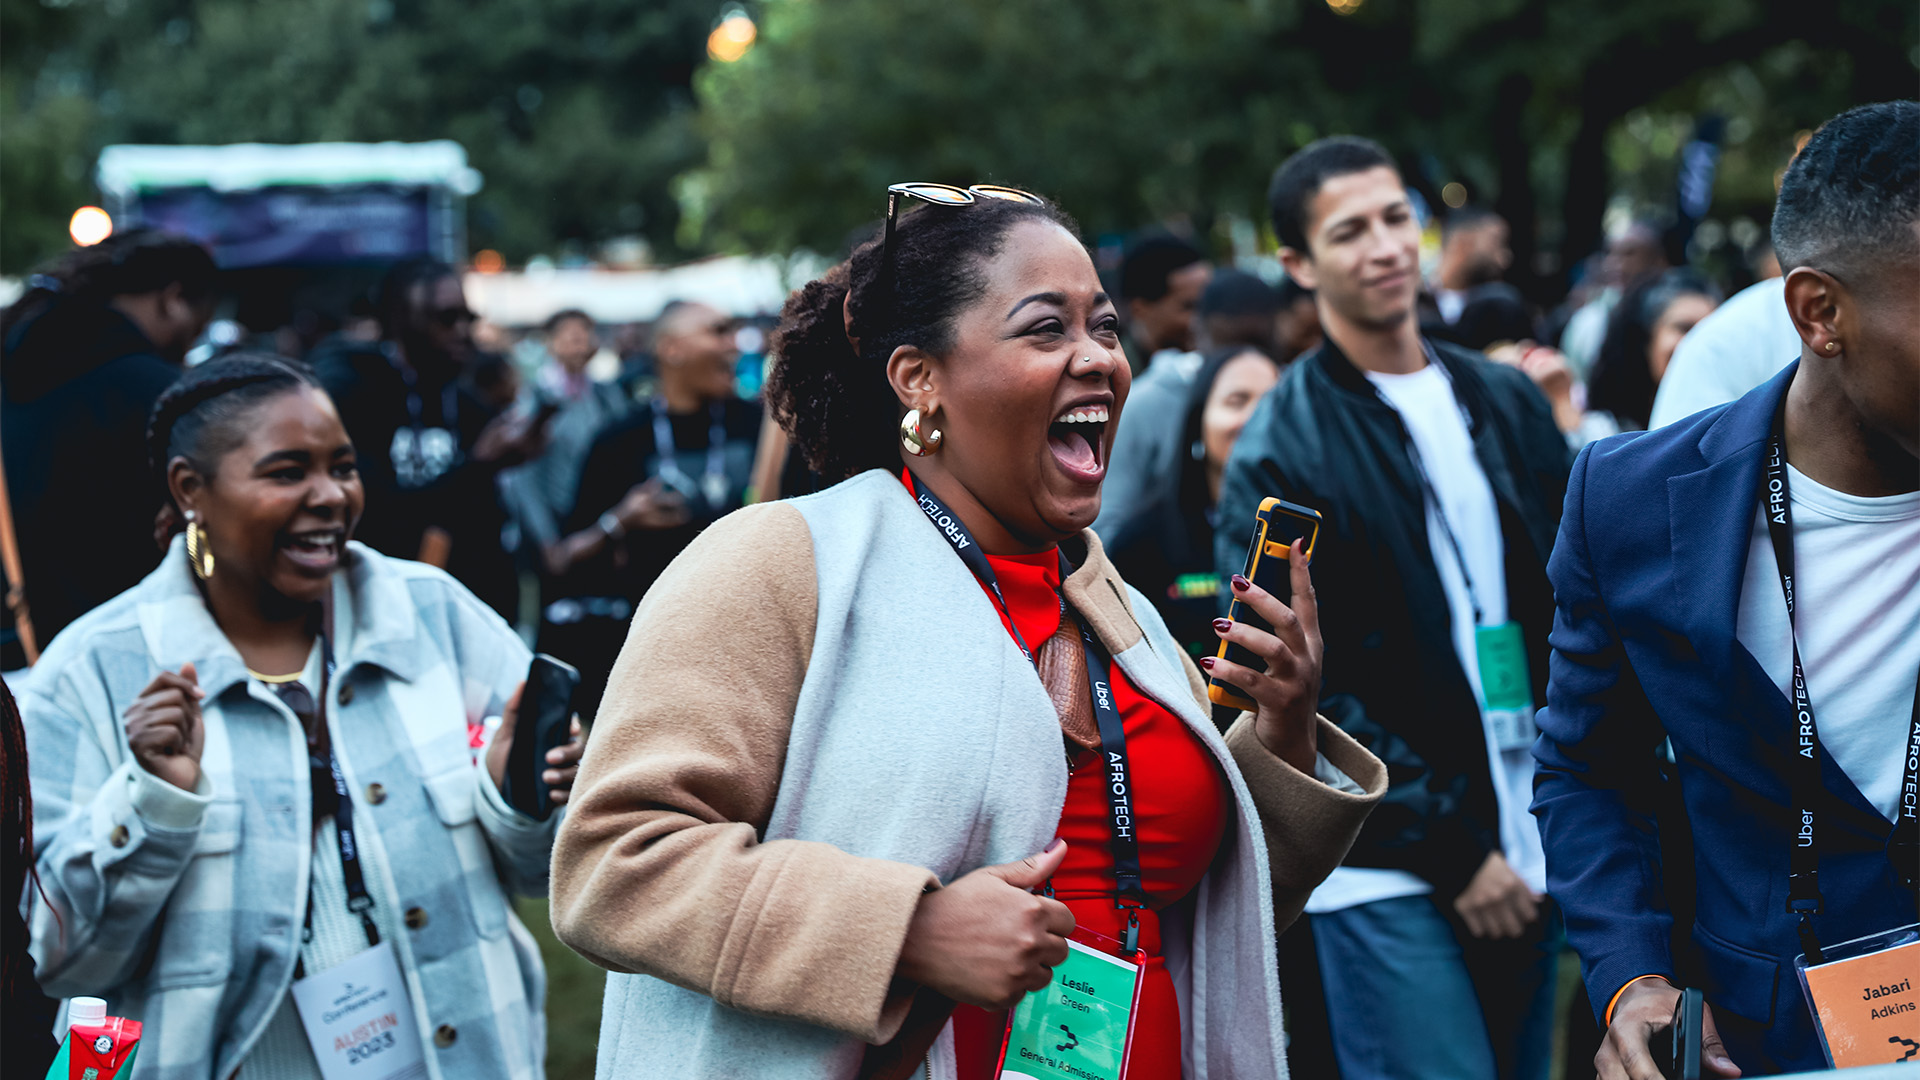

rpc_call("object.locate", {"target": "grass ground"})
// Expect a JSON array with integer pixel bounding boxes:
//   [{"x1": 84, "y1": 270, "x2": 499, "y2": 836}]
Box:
[{"x1": 518, "y1": 898, "x2": 605, "y2": 1080}]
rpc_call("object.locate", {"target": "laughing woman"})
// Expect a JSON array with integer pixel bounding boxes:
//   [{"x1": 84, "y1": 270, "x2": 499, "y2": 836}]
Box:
[
  {"x1": 21, "y1": 355, "x2": 580, "y2": 1080},
  {"x1": 552, "y1": 193, "x2": 1387, "y2": 1080}
]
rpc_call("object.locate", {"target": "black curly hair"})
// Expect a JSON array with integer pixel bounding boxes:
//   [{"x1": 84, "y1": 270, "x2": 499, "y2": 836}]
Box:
[
  {"x1": 766, "y1": 195, "x2": 1080, "y2": 483},
  {"x1": 147, "y1": 352, "x2": 325, "y2": 507}
]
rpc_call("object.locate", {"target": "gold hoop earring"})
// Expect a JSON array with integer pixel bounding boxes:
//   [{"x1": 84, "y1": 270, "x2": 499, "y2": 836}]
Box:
[
  {"x1": 900, "y1": 408, "x2": 943, "y2": 457},
  {"x1": 184, "y1": 515, "x2": 215, "y2": 581}
]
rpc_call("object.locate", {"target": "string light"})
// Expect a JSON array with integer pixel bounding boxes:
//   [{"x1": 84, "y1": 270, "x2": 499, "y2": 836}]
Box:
[
  {"x1": 69, "y1": 206, "x2": 113, "y2": 246},
  {"x1": 708, "y1": 13, "x2": 756, "y2": 62}
]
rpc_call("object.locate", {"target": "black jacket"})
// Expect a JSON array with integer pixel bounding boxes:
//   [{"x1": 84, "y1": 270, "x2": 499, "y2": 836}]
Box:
[
  {"x1": 1215, "y1": 337, "x2": 1571, "y2": 898},
  {"x1": 310, "y1": 339, "x2": 517, "y2": 618},
  {"x1": 1, "y1": 299, "x2": 180, "y2": 661}
]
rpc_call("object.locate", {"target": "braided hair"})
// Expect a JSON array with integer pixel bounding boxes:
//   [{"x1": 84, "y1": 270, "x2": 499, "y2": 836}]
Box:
[
  {"x1": 0, "y1": 229, "x2": 217, "y2": 350},
  {"x1": 147, "y1": 352, "x2": 324, "y2": 508},
  {"x1": 766, "y1": 195, "x2": 1080, "y2": 482}
]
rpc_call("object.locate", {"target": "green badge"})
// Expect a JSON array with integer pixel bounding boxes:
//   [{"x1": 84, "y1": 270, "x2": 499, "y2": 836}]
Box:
[
  {"x1": 998, "y1": 939, "x2": 1140, "y2": 1080},
  {"x1": 1474, "y1": 621, "x2": 1533, "y2": 712}
]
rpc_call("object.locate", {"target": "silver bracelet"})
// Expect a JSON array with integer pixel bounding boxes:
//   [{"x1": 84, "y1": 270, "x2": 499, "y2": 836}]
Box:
[{"x1": 597, "y1": 511, "x2": 626, "y2": 540}]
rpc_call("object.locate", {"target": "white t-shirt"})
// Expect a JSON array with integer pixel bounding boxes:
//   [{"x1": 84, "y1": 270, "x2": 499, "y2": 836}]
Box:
[
  {"x1": 1737, "y1": 463, "x2": 1920, "y2": 822},
  {"x1": 1305, "y1": 362, "x2": 1548, "y2": 914}
]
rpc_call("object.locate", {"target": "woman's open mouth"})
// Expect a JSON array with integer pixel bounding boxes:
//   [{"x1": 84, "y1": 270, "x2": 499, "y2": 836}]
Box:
[
  {"x1": 280, "y1": 528, "x2": 345, "y2": 573},
  {"x1": 1047, "y1": 403, "x2": 1109, "y2": 484}
]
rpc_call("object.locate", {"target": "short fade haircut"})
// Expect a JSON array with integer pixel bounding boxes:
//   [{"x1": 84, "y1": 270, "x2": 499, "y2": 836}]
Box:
[
  {"x1": 1119, "y1": 234, "x2": 1206, "y2": 302},
  {"x1": 544, "y1": 307, "x2": 594, "y2": 334},
  {"x1": 1268, "y1": 136, "x2": 1399, "y2": 252},
  {"x1": 1772, "y1": 101, "x2": 1919, "y2": 287}
]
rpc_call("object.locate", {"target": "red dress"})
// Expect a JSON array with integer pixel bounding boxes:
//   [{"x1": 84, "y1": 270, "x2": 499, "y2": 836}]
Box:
[{"x1": 943, "y1": 543, "x2": 1230, "y2": 1079}]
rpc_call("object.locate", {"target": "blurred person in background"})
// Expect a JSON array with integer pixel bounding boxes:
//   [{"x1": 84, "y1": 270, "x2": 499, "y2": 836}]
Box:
[
  {"x1": 1648, "y1": 275, "x2": 1799, "y2": 429},
  {"x1": 1107, "y1": 345, "x2": 1283, "y2": 664},
  {"x1": 1118, "y1": 233, "x2": 1211, "y2": 373},
  {"x1": 502, "y1": 310, "x2": 632, "y2": 579},
  {"x1": 311, "y1": 257, "x2": 540, "y2": 620},
  {"x1": 1534, "y1": 100, "x2": 1919, "y2": 1077},
  {"x1": 1584, "y1": 270, "x2": 1721, "y2": 436},
  {"x1": 1195, "y1": 268, "x2": 1286, "y2": 357},
  {"x1": 1, "y1": 230, "x2": 217, "y2": 663},
  {"x1": 1220, "y1": 136, "x2": 1572, "y2": 1080},
  {"x1": 22, "y1": 354, "x2": 578, "y2": 1079},
  {"x1": 464, "y1": 349, "x2": 523, "y2": 413},
  {"x1": 1423, "y1": 207, "x2": 1537, "y2": 352},
  {"x1": 539, "y1": 301, "x2": 758, "y2": 723},
  {"x1": 1558, "y1": 220, "x2": 1672, "y2": 381},
  {"x1": 1274, "y1": 273, "x2": 1324, "y2": 363},
  {"x1": 1093, "y1": 269, "x2": 1279, "y2": 543},
  {"x1": 550, "y1": 185, "x2": 1383, "y2": 1080}
]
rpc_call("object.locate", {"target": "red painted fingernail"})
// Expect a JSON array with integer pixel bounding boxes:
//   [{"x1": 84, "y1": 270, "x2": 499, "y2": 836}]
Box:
[
  {"x1": 1199, "y1": 656, "x2": 1216, "y2": 670},
  {"x1": 1231, "y1": 574, "x2": 1251, "y2": 590},
  {"x1": 1212, "y1": 618, "x2": 1233, "y2": 633}
]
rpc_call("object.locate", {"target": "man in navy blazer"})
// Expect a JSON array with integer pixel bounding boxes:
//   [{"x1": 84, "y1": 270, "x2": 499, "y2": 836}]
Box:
[{"x1": 1534, "y1": 101, "x2": 1920, "y2": 1078}]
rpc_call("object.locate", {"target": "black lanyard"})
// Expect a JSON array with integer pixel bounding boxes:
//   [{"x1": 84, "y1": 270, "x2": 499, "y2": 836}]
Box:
[
  {"x1": 1377, "y1": 344, "x2": 1490, "y2": 626},
  {"x1": 272, "y1": 610, "x2": 380, "y2": 979},
  {"x1": 909, "y1": 477, "x2": 1148, "y2": 932},
  {"x1": 1762, "y1": 393, "x2": 1920, "y2": 964},
  {"x1": 652, "y1": 399, "x2": 729, "y2": 505}
]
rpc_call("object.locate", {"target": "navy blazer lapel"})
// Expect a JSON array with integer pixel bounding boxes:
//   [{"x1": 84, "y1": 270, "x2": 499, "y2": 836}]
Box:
[
  {"x1": 1664, "y1": 363, "x2": 1889, "y2": 835},
  {"x1": 1665, "y1": 370, "x2": 1785, "y2": 683}
]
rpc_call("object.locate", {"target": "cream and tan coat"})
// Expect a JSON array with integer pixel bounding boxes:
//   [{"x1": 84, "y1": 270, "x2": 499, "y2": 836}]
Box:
[{"x1": 550, "y1": 470, "x2": 1385, "y2": 1079}]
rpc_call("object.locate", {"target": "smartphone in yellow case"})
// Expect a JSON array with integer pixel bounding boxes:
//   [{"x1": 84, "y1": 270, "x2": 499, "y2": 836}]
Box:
[{"x1": 1208, "y1": 497, "x2": 1322, "y2": 712}]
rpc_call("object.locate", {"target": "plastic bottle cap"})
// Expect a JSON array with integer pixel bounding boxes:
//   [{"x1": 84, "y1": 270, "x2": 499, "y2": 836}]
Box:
[{"x1": 68, "y1": 997, "x2": 107, "y2": 1026}]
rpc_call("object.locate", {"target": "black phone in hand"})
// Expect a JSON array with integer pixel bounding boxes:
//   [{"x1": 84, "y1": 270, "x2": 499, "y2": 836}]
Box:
[
  {"x1": 1660, "y1": 987, "x2": 1704, "y2": 1080},
  {"x1": 503, "y1": 653, "x2": 579, "y2": 821}
]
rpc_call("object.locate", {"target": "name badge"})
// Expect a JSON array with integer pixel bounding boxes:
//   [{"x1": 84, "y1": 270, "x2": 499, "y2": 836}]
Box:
[
  {"x1": 290, "y1": 941, "x2": 428, "y2": 1080},
  {"x1": 1796, "y1": 923, "x2": 1920, "y2": 1067},
  {"x1": 1475, "y1": 621, "x2": 1537, "y2": 751},
  {"x1": 997, "y1": 929, "x2": 1142, "y2": 1080}
]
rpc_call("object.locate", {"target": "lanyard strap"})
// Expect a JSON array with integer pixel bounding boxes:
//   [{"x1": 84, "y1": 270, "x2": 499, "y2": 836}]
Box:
[
  {"x1": 1378, "y1": 344, "x2": 1488, "y2": 626},
  {"x1": 1762, "y1": 393, "x2": 1920, "y2": 963},
  {"x1": 652, "y1": 400, "x2": 729, "y2": 493},
  {"x1": 279, "y1": 608, "x2": 381, "y2": 969},
  {"x1": 910, "y1": 476, "x2": 1146, "y2": 911}
]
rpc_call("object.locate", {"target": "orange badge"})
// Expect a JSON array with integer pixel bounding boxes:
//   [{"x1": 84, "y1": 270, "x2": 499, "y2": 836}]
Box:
[{"x1": 1803, "y1": 940, "x2": 1920, "y2": 1066}]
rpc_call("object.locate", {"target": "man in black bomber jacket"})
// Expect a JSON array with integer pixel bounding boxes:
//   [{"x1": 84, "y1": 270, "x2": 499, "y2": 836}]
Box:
[{"x1": 1216, "y1": 137, "x2": 1571, "y2": 1080}]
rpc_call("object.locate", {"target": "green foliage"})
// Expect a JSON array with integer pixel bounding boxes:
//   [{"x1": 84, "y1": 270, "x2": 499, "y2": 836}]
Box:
[
  {"x1": 2, "y1": 0, "x2": 1912, "y2": 278},
  {"x1": 690, "y1": 0, "x2": 1917, "y2": 269},
  {"x1": 0, "y1": 0, "x2": 719, "y2": 272}
]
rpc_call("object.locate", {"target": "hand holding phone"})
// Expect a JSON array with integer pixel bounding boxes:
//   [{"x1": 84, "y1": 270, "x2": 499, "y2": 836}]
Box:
[
  {"x1": 1599, "y1": 978, "x2": 1739, "y2": 1080},
  {"x1": 1204, "y1": 498, "x2": 1325, "y2": 773},
  {"x1": 1661, "y1": 987, "x2": 1704, "y2": 1080},
  {"x1": 499, "y1": 654, "x2": 582, "y2": 821}
]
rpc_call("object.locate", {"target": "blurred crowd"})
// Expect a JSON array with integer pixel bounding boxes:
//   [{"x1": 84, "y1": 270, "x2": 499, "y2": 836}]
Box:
[{"x1": 0, "y1": 98, "x2": 1912, "y2": 1080}]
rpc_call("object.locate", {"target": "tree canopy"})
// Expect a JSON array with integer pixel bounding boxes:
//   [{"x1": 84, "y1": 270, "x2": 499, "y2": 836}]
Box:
[
  {"x1": 2, "y1": 0, "x2": 715, "y2": 272},
  {"x1": 689, "y1": 0, "x2": 1916, "y2": 291},
  {"x1": 4, "y1": 0, "x2": 1913, "y2": 282}
]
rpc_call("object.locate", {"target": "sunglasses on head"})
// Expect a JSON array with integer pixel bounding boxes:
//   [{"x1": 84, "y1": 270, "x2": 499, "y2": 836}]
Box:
[{"x1": 881, "y1": 182, "x2": 1045, "y2": 263}]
